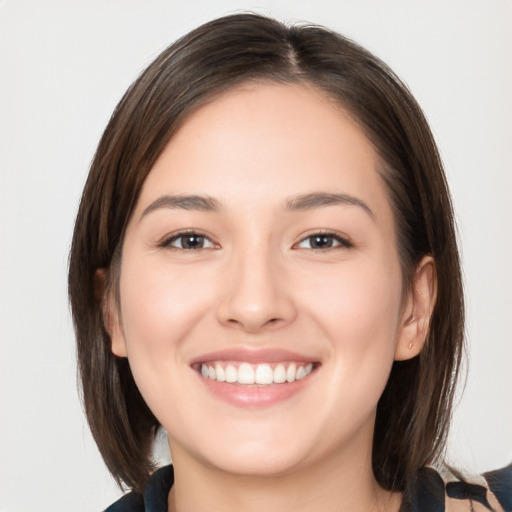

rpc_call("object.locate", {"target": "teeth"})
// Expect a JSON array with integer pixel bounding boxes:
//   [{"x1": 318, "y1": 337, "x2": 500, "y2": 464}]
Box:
[
  {"x1": 286, "y1": 363, "x2": 296, "y2": 383},
  {"x1": 255, "y1": 364, "x2": 273, "y2": 385},
  {"x1": 274, "y1": 364, "x2": 287, "y2": 383},
  {"x1": 215, "y1": 363, "x2": 225, "y2": 382},
  {"x1": 238, "y1": 363, "x2": 255, "y2": 384},
  {"x1": 225, "y1": 365, "x2": 237, "y2": 383},
  {"x1": 200, "y1": 361, "x2": 314, "y2": 385}
]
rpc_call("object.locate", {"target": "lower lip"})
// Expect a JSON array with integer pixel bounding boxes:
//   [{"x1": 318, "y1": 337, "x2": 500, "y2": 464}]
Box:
[{"x1": 198, "y1": 372, "x2": 314, "y2": 407}]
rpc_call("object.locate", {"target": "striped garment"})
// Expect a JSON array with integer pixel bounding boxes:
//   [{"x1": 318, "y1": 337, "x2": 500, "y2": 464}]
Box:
[{"x1": 105, "y1": 463, "x2": 512, "y2": 512}]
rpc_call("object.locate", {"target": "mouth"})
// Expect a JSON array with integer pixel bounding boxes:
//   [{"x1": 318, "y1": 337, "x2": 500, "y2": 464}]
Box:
[
  {"x1": 190, "y1": 348, "x2": 320, "y2": 406},
  {"x1": 195, "y1": 361, "x2": 315, "y2": 386}
]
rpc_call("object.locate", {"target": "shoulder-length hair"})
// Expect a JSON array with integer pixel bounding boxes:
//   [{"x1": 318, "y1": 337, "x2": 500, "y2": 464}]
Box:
[{"x1": 68, "y1": 13, "x2": 464, "y2": 494}]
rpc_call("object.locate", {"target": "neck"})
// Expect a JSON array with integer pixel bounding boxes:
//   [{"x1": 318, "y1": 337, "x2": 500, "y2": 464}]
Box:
[{"x1": 167, "y1": 441, "x2": 401, "y2": 512}]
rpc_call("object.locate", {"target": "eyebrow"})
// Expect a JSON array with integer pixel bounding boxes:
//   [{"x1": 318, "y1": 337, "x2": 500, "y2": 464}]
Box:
[
  {"x1": 286, "y1": 193, "x2": 374, "y2": 219},
  {"x1": 139, "y1": 192, "x2": 374, "y2": 220},
  {"x1": 140, "y1": 194, "x2": 222, "y2": 220}
]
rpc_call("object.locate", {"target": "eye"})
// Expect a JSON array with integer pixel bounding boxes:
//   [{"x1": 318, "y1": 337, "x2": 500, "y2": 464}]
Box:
[
  {"x1": 295, "y1": 232, "x2": 353, "y2": 250},
  {"x1": 161, "y1": 231, "x2": 217, "y2": 250}
]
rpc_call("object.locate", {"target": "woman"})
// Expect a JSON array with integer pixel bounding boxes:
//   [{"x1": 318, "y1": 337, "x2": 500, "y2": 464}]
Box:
[{"x1": 68, "y1": 13, "x2": 511, "y2": 512}]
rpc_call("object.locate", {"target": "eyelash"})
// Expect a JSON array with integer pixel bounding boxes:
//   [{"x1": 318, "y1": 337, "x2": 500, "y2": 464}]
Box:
[
  {"x1": 160, "y1": 230, "x2": 353, "y2": 251},
  {"x1": 160, "y1": 230, "x2": 217, "y2": 251},
  {"x1": 294, "y1": 231, "x2": 353, "y2": 251}
]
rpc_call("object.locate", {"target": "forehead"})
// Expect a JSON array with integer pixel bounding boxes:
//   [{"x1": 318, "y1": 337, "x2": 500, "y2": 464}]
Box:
[{"x1": 135, "y1": 83, "x2": 389, "y2": 219}]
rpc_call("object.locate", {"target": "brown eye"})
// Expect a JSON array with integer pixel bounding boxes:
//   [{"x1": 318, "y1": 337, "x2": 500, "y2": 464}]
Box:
[
  {"x1": 296, "y1": 233, "x2": 353, "y2": 250},
  {"x1": 163, "y1": 232, "x2": 216, "y2": 250},
  {"x1": 309, "y1": 235, "x2": 335, "y2": 249}
]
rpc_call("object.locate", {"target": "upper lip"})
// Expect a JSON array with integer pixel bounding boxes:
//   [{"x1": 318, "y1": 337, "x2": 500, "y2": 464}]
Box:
[{"x1": 190, "y1": 347, "x2": 319, "y2": 365}]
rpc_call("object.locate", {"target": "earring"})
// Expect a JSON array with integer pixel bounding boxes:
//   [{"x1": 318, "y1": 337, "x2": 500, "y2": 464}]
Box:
[{"x1": 408, "y1": 341, "x2": 414, "y2": 349}]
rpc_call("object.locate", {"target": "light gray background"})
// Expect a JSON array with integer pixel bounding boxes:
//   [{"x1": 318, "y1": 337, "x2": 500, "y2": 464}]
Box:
[{"x1": 1, "y1": 1, "x2": 511, "y2": 510}]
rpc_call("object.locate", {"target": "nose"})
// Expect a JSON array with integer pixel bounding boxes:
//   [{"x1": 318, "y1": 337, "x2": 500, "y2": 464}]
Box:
[{"x1": 215, "y1": 246, "x2": 297, "y2": 333}]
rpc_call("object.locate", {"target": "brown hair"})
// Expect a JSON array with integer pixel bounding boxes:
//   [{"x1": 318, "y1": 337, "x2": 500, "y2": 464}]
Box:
[{"x1": 68, "y1": 13, "x2": 464, "y2": 494}]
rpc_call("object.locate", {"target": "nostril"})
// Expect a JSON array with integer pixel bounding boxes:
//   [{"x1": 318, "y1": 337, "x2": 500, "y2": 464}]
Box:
[
  {"x1": 216, "y1": 284, "x2": 297, "y2": 331},
  {"x1": 224, "y1": 316, "x2": 284, "y2": 332}
]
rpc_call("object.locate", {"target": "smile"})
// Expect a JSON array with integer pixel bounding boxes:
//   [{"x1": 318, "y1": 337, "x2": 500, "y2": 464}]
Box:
[
  {"x1": 199, "y1": 361, "x2": 314, "y2": 385},
  {"x1": 191, "y1": 349, "x2": 320, "y2": 406}
]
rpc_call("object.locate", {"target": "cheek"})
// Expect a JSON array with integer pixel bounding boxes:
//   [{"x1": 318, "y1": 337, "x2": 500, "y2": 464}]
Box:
[
  {"x1": 116, "y1": 255, "x2": 219, "y2": 422},
  {"x1": 118, "y1": 254, "x2": 215, "y2": 361},
  {"x1": 308, "y1": 257, "x2": 401, "y2": 335},
  {"x1": 306, "y1": 265, "x2": 402, "y2": 427},
  {"x1": 303, "y1": 257, "x2": 403, "y2": 383}
]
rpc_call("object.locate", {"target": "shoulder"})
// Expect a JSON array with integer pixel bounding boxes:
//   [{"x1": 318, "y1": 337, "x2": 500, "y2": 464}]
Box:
[
  {"x1": 408, "y1": 463, "x2": 512, "y2": 512},
  {"x1": 103, "y1": 465, "x2": 174, "y2": 512},
  {"x1": 104, "y1": 492, "x2": 144, "y2": 512}
]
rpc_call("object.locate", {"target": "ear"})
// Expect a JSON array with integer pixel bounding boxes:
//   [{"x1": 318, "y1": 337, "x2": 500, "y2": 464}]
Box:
[
  {"x1": 94, "y1": 268, "x2": 128, "y2": 358},
  {"x1": 394, "y1": 256, "x2": 437, "y2": 361}
]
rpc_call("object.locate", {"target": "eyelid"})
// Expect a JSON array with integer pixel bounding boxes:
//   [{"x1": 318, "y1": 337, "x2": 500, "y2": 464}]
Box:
[
  {"x1": 293, "y1": 230, "x2": 354, "y2": 250},
  {"x1": 159, "y1": 229, "x2": 219, "y2": 250}
]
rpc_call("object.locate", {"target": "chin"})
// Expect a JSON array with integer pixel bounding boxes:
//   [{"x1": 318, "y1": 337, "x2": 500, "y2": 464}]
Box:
[
  {"x1": 203, "y1": 447, "x2": 310, "y2": 479},
  {"x1": 169, "y1": 421, "x2": 317, "y2": 479}
]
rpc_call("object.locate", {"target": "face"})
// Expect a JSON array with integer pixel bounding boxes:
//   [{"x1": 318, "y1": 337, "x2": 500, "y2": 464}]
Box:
[{"x1": 110, "y1": 83, "x2": 426, "y2": 478}]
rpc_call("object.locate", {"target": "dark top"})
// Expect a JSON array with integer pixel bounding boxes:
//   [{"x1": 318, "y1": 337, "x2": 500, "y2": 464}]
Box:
[{"x1": 104, "y1": 463, "x2": 512, "y2": 512}]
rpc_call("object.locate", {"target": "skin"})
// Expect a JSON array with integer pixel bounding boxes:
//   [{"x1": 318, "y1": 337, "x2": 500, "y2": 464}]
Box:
[{"x1": 107, "y1": 83, "x2": 436, "y2": 512}]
